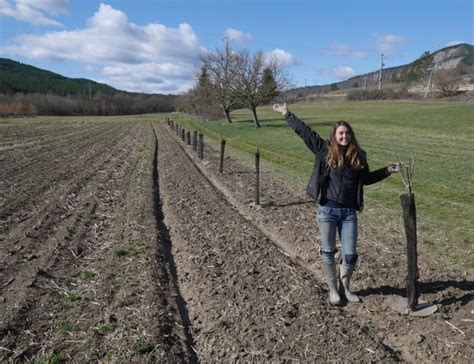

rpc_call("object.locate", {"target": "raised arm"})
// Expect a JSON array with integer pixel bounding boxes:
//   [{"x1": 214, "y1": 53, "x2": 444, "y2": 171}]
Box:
[{"x1": 273, "y1": 103, "x2": 326, "y2": 154}]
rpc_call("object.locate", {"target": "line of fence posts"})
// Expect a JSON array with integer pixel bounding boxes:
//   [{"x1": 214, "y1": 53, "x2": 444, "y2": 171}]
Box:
[
  {"x1": 219, "y1": 138, "x2": 226, "y2": 174},
  {"x1": 167, "y1": 121, "x2": 262, "y2": 206}
]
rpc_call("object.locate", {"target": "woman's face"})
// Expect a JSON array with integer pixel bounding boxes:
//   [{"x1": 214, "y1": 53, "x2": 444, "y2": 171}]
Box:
[{"x1": 335, "y1": 125, "x2": 351, "y2": 146}]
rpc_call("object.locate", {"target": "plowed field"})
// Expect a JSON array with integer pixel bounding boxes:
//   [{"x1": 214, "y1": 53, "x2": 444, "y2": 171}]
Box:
[{"x1": 1, "y1": 117, "x2": 472, "y2": 362}]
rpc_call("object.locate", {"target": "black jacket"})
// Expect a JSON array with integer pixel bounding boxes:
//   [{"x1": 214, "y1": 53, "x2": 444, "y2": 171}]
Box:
[{"x1": 285, "y1": 112, "x2": 390, "y2": 211}]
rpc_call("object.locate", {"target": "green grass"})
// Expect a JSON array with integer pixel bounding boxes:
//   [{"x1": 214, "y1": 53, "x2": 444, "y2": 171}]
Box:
[
  {"x1": 133, "y1": 340, "x2": 154, "y2": 354},
  {"x1": 115, "y1": 246, "x2": 140, "y2": 258},
  {"x1": 67, "y1": 292, "x2": 81, "y2": 302},
  {"x1": 61, "y1": 322, "x2": 79, "y2": 336},
  {"x1": 98, "y1": 323, "x2": 115, "y2": 335},
  {"x1": 83, "y1": 270, "x2": 96, "y2": 282},
  {"x1": 166, "y1": 100, "x2": 474, "y2": 267}
]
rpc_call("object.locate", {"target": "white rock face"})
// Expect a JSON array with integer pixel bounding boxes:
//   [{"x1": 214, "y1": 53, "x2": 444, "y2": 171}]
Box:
[{"x1": 432, "y1": 46, "x2": 468, "y2": 70}]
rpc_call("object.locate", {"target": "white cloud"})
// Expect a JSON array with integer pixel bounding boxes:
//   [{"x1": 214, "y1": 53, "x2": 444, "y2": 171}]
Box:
[
  {"x1": 322, "y1": 43, "x2": 367, "y2": 59},
  {"x1": 265, "y1": 48, "x2": 297, "y2": 67},
  {"x1": 320, "y1": 66, "x2": 356, "y2": 80},
  {"x1": 1, "y1": 4, "x2": 204, "y2": 64},
  {"x1": 0, "y1": 0, "x2": 68, "y2": 26},
  {"x1": 224, "y1": 28, "x2": 252, "y2": 43},
  {"x1": 446, "y1": 40, "x2": 464, "y2": 47},
  {"x1": 332, "y1": 66, "x2": 355, "y2": 79},
  {"x1": 374, "y1": 34, "x2": 407, "y2": 57},
  {"x1": 100, "y1": 63, "x2": 193, "y2": 94},
  {"x1": 0, "y1": 3, "x2": 206, "y2": 94}
]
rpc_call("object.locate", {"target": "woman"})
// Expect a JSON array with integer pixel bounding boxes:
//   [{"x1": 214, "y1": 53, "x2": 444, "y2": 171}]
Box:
[{"x1": 273, "y1": 103, "x2": 399, "y2": 305}]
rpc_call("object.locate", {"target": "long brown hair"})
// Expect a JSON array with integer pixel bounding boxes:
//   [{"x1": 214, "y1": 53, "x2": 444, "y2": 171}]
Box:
[{"x1": 326, "y1": 121, "x2": 366, "y2": 170}]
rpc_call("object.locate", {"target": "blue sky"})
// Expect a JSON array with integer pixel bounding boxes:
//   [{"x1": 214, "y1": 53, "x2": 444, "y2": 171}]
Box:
[{"x1": 0, "y1": 0, "x2": 472, "y2": 94}]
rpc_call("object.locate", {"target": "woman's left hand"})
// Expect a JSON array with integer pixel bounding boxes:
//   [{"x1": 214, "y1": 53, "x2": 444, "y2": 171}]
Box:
[{"x1": 387, "y1": 162, "x2": 401, "y2": 174}]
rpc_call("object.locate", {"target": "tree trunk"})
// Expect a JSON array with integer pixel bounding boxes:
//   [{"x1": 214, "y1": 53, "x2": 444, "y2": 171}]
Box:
[
  {"x1": 223, "y1": 107, "x2": 232, "y2": 123},
  {"x1": 251, "y1": 106, "x2": 260, "y2": 128}
]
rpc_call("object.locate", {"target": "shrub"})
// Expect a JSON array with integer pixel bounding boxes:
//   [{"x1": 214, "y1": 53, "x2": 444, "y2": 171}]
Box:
[{"x1": 346, "y1": 88, "x2": 412, "y2": 101}]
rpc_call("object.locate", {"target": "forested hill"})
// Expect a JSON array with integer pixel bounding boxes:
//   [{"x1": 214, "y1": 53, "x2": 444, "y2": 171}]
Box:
[
  {"x1": 0, "y1": 58, "x2": 177, "y2": 116},
  {"x1": 0, "y1": 58, "x2": 119, "y2": 96}
]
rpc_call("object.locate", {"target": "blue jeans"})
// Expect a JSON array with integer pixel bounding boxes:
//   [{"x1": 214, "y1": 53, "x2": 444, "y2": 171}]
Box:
[{"x1": 317, "y1": 205, "x2": 358, "y2": 265}]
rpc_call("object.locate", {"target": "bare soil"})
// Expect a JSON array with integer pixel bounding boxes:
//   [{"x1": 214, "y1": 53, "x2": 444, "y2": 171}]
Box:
[{"x1": 0, "y1": 118, "x2": 472, "y2": 362}]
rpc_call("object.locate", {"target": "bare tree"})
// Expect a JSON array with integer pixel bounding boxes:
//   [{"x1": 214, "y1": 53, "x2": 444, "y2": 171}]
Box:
[
  {"x1": 231, "y1": 49, "x2": 290, "y2": 127},
  {"x1": 198, "y1": 42, "x2": 240, "y2": 123},
  {"x1": 434, "y1": 69, "x2": 461, "y2": 97}
]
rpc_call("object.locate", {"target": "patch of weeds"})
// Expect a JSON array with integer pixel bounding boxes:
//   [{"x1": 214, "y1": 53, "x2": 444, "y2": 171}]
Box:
[
  {"x1": 49, "y1": 351, "x2": 64, "y2": 364},
  {"x1": 115, "y1": 246, "x2": 139, "y2": 258},
  {"x1": 61, "y1": 322, "x2": 79, "y2": 336},
  {"x1": 37, "y1": 350, "x2": 64, "y2": 364},
  {"x1": 67, "y1": 292, "x2": 81, "y2": 302},
  {"x1": 98, "y1": 323, "x2": 115, "y2": 335},
  {"x1": 133, "y1": 340, "x2": 153, "y2": 354},
  {"x1": 83, "y1": 271, "x2": 96, "y2": 282}
]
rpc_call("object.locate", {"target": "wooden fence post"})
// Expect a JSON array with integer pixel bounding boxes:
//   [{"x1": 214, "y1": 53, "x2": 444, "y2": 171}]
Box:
[
  {"x1": 181, "y1": 128, "x2": 185, "y2": 142},
  {"x1": 198, "y1": 133, "x2": 204, "y2": 159},
  {"x1": 255, "y1": 149, "x2": 260, "y2": 205},
  {"x1": 219, "y1": 138, "x2": 226, "y2": 173},
  {"x1": 193, "y1": 131, "x2": 197, "y2": 151},
  {"x1": 186, "y1": 131, "x2": 191, "y2": 145}
]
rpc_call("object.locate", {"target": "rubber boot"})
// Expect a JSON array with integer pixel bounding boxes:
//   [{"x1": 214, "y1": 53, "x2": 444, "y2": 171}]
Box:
[
  {"x1": 339, "y1": 264, "x2": 361, "y2": 303},
  {"x1": 322, "y1": 260, "x2": 341, "y2": 305}
]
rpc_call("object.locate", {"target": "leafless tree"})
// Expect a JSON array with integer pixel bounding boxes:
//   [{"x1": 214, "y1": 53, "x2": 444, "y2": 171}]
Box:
[
  {"x1": 434, "y1": 69, "x2": 460, "y2": 97},
  {"x1": 231, "y1": 49, "x2": 290, "y2": 127},
  {"x1": 198, "y1": 42, "x2": 240, "y2": 123}
]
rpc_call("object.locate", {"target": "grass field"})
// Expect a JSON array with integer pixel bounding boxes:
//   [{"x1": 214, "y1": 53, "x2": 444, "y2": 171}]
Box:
[{"x1": 166, "y1": 100, "x2": 474, "y2": 267}]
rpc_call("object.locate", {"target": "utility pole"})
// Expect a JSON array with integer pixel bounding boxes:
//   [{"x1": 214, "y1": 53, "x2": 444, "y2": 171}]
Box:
[
  {"x1": 88, "y1": 81, "x2": 92, "y2": 101},
  {"x1": 304, "y1": 78, "x2": 307, "y2": 98},
  {"x1": 378, "y1": 53, "x2": 385, "y2": 91}
]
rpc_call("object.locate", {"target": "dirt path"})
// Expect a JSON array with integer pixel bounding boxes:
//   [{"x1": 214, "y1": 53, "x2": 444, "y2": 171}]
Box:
[{"x1": 157, "y1": 120, "x2": 473, "y2": 362}]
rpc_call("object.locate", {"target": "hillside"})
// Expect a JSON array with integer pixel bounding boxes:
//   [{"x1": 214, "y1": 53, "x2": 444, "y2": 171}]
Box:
[
  {"x1": 0, "y1": 58, "x2": 119, "y2": 96},
  {"x1": 289, "y1": 43, "x2": 474, "y2": 95},
  {"x1": 0, "y1": 59, "x2": 178, "y2": 116}
]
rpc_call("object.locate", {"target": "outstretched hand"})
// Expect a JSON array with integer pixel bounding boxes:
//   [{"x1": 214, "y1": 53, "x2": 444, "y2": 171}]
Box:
[
  {"x1": 272, "y1": 102, "x2": 289, "y2": 117},
  {"x1": 387, "y1": 162, "x2": 401, "y2": 174}
]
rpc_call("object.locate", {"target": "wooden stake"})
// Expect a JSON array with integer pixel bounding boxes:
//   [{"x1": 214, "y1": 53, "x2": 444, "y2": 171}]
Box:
[
  {"x1": 219, "y1": 138, "x2": 226, "y2": 173},
  {"x1": 255, "y1": 149, "x2": 260, "y2": 205},
  {"x1": 193, "y1": 131, "x2": 197, "y2": 151},
  {"x1": 198, "y1": 133, "x2": 204, "y2": 159}
]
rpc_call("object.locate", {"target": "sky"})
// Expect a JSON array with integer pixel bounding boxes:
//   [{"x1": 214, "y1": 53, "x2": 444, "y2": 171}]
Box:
[{"x1": 0, "y1": 0, "x2": 472, "y2": 95}]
